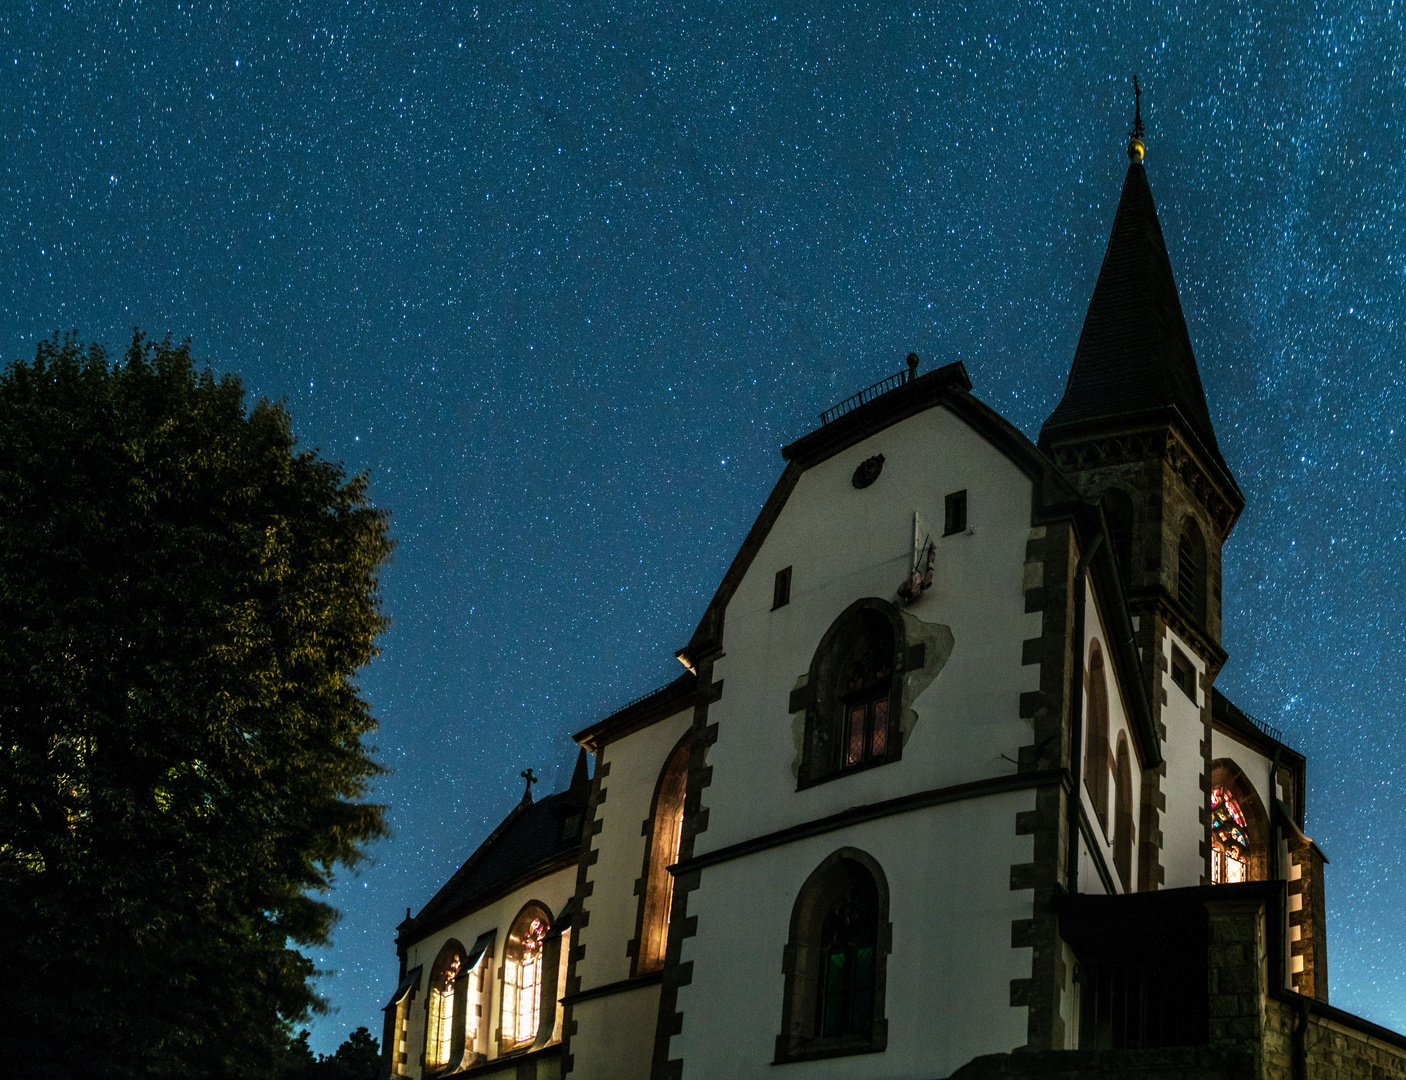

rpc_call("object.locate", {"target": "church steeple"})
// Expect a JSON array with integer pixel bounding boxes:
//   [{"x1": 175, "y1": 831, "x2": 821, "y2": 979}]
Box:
[
  {"x1": 1039, "y1": 122, "x2": 1233, "y2": 488},
  {"x1": 1040, "y1": 101, "x2": 1243, "y2": 660}
]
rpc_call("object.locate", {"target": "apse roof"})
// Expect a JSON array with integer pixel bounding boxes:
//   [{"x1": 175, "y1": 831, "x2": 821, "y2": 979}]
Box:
[
  {"x1": 1040, "y1": 160, "x2": 1233, "y2": 485},
  {"x1": 405, "y1": 754, "x2": 588, "y2": 938}
]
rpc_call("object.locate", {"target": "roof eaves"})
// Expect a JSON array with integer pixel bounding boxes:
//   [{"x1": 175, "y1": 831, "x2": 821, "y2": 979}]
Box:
[{"x1": 573, "y1": 672, "x2": 700, "y2": 752}]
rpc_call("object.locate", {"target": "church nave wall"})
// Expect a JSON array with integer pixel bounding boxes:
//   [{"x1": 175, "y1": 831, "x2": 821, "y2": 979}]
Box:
[
  {"x1": 571, "y1": 707, "x2": 694, "y2": 994},
  {"x1": 397, "y1": 865, "x2": 577, "y2": 1079},
  {"x1": 696, "y1": 404, "x2": 1042, "y2": 857},
  {"x1": 668, "y1": 793, "x2": 1036, "y2": 1079},
  {"x1": 1157, "y1": 626, "x2": 1211, "y2": 888}
]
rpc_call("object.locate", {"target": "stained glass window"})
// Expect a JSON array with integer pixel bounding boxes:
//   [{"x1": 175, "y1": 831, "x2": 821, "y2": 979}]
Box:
[
  {"x1": 815, "y1": 874, "x2": 878, "y2": 1039},
  {"x1": 1211, "y1": 786, "x2": 1248, "y2": 884},
  {"x1": 425, "y1": 952, "x2": 461, "y2": 1069},
  {"x1": 501, "y1": 914, "x2": 547, "y2": 1048},
  {"x1": 840, "y1": 638, "x2": 892, "y2": 770}
]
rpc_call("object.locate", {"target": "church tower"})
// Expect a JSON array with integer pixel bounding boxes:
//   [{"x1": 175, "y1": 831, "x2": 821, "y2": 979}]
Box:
[{"x1": 1038, "y1": 92, "x2": 1244, "y2": 890}]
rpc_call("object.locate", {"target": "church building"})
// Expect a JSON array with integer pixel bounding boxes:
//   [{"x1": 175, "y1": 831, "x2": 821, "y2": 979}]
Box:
[{"x1": 380, "y1": 112, "x2": 1406, "y2": 1080}]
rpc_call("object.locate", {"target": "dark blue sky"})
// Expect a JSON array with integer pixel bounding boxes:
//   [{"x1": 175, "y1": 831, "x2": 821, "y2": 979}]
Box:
[{"x1": 4, "y1": 0, "x2": 1403, "y2": 1055}]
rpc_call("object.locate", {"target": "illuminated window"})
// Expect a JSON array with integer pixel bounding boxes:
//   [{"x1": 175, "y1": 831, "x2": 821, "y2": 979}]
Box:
[
  {"x1": 775, "y1": 849, "x2": 890, "y2": 1063},
  {"x1": 635, "y1": 734, "x2": 690, "y2": 975},
  {"x1": 796, "y1": 600, "x2": 910, "y2": 788},
  {"x1": 423, "y1": 942, "x2": 465, "y2": 1074},
  {"x1": 1211, "y1": 786, "x2": 1249, "y2": 884},
  {"x1": 500, "y1": 907, "x2": 550, "y2": 1050},
  {"x1": 837, "y1": 617, "x2": 894, "y2": 770}
]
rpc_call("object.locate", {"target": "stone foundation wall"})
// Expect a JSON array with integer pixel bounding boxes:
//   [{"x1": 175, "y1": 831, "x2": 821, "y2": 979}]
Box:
[{"x1": 946, "y1": 1046, "x2": 1253, "y2": 1080}]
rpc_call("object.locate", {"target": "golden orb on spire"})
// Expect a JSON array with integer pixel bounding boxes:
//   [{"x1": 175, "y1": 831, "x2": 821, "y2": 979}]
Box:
[{"x1": 1126, "y1": 75, "x2": 1146, "y2": 164}]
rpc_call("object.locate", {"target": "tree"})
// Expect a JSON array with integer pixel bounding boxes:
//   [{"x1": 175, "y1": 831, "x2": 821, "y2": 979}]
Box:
[
  {"x1": 0, "y1": 334, "x2": 392, "y2": 1079},
  {"x1": 288, "y1": 1026, "x2": 381, "y2": 1080}
]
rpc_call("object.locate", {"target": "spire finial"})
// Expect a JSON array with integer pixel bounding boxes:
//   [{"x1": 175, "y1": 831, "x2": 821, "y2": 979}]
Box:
[
  {"x1": 520, "y1": 767, "x2": 538, "y2": 804},
  {"x1": 1127, "y1": 75, "x2": 1146, "y2": 163}
]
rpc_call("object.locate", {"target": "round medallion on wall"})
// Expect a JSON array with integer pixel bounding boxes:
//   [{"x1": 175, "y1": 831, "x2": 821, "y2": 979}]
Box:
[{"x1": 852, "y1": 454, "x2": 885, "y2": 489}]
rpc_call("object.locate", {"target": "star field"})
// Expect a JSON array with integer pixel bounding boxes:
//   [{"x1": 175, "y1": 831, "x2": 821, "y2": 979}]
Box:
[{"x1": 2, "y1": 0, "x2": 1404, "y2": 1055}]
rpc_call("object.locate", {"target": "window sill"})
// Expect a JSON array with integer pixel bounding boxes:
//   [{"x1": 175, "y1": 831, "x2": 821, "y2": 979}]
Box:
[
  {"x1": 796, "y1": 753, "x2": 900, "y2": 792},
  {"x1": 773, "y1": 1033, "x2": 887, "y2": 1065}
]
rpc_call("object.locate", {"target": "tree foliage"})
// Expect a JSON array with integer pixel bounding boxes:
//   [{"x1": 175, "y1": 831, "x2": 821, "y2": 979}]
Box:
[
  {"x1": 283, "y1": 1027, "x2": 382, "y2": 1080},
  {"x1": 0, "y1": 335, "x2": 392, "y2": 1079}
]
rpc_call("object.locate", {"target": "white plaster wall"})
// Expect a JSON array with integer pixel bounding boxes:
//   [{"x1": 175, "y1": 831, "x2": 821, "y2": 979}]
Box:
[
  {"x1": 576, "y1": 709, "x2": 694, "y2": 993},
  {"x1": 1210, "y1": 728, "x2": 1281, "y2": 818},
  {"x1": 1075, "y1": 576, "x2": 1143, "y2": 894},
  {"x1": 1158, "y1": 627, "x2": 1208, "y2": 888},
  {"x1": 699, "y1": 405, "x2": 1043, "y2": 855},
  {"x1": 569, "y1": 983, "x2": 662, "y2": 1080},
  {"x1": 400, "y1": 864, "x2": 577, "y2": 1079},
  {"x1": 671, "y1": 792, "x2": 1035, "y2": 1079}
]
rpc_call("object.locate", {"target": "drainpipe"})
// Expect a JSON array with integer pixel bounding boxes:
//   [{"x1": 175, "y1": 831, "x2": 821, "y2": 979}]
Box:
[
  {"x1": 1065, "y1": 531, "x2": 1104, "y2": 894},
  {"x1": 1268, "y1": 747, "x2": 1284, "y2": 880}
]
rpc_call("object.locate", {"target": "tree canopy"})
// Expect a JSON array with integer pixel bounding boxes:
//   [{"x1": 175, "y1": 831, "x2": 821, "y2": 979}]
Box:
[{"x1": 0, "y1": 335, "x2": 392, "y2": 1079}]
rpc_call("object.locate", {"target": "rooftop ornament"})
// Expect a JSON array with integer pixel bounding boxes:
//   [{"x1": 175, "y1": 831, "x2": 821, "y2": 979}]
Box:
[{"x1": 1127, "y1": 74, "x2": 1146, "y2": 163}]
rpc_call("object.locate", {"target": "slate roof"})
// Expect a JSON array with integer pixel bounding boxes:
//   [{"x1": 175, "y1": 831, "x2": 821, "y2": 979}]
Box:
[
  {"x1": 405, "y1": 753, "x2": 588, "y2": 939},
  {"x1": 1040, "y1": 161, "x2": 1233, "y2": 485}
]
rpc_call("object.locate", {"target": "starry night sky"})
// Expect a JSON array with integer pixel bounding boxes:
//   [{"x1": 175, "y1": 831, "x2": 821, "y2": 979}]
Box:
[{"x1": 4, "y1": 0, "x2": 1404, "y2": 1055}]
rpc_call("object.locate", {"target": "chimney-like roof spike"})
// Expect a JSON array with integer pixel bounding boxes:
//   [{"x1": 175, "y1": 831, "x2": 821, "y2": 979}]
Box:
[
  {"x1": 567, "y1": 747, "x2": 590, "y2": 805},
  {"x1": 907, "y1": 352, "x2": 920, "y2": 382},
  {"x1": 1127, "y1": 75, "x2": 1146, "y2": 163}
]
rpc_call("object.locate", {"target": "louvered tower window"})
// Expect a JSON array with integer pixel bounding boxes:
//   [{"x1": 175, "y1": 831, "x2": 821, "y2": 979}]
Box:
[{"x1": 1177, "y1": 520, "x2": 1206, "y2": 622}]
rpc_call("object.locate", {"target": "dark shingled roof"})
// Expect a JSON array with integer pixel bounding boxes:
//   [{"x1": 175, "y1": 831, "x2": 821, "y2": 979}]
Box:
[
  {"x1": 405, "y1": 752, "x2": 588, "y2": 937},
  {"x1": 1040, "y1": 161, "x2": 1232, "y2": 483}
]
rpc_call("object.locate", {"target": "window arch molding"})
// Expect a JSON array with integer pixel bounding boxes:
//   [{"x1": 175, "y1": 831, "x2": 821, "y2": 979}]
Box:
[
  {"x1": 775, "y1": 846, "x2": 891, "y2": 1064},
  {"x1": 631, "y1": 728, "x2": 693, "y2": 976},
  {"x1": 1083, "y1": 640, "x2": 1111, "y2": 834},
  {"x1": 794, "y1": 597, "x2": 910, "y2": 788},
  {"x1": 498, "y1": 901, "x2": 555, "y2": 1054},
  {"x1": 423, "y1": 939, "x2": 469, "y2": 1076},
  {"x1": 1209, "y1": 759, "x2": 1270, "y2": 883}
]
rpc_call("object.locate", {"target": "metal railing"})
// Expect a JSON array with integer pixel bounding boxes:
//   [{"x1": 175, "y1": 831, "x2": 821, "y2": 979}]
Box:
[
  {"x1": 818, "y1": 368, "x2": 911, "y2": 426},
  {"x1": 1239, "y1": 709, "x2": 1284, "y2": 744}
]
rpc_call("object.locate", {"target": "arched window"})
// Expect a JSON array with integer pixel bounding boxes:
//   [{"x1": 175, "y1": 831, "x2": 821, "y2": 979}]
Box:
[
  {"x1": 424, "y1": 941, "x2": 465, "y2": 1074},
  {"x1": 1177, "y1": 519, "x2": 1206, "y2": 622},
  {"x1": 1209, "y1": 760, "x2": 1270, "y2": 884},
  {"x1": 1211, "y1": 787, "x2": 1249, "y2": 883},
  {"x1": 1082, "y1": 642, "x2": 1110, "y2": 833},
  {"x1": 1102, "y1": 488, "x2": 1135, "y2": 594},
  {"x1": 1113, "y1": 734, "x2": 1135, "y2": 891},
  {"x1": 500, "y1": 904, "x2": 551, "y2": 1052},
  {"x1": 775, "y1": 849, "x2": 890, "y2": 1063},
  {"x1": 634, "y1": 732, "x2": 691, "y2": 975},
  {"x1": 796, "y1": 600, "x2": 906, "y2": 787}
]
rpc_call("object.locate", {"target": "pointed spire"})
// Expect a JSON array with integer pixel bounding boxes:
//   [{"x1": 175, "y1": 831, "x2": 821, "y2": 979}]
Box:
[{"x1": 1040, "y1": 115, "x2": 1235, "y2": 489}]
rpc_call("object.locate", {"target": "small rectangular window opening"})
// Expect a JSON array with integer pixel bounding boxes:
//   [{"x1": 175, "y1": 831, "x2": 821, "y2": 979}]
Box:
[
  {"x1": 1171, "y1": 648, "x2": 1197, "y2": 704},
  {"x1": 773, "y1": 566, "x2": 792, "y2": 610},
  {"x1": 944, "y1": 490, "x2": 968, "y2": 536}
]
